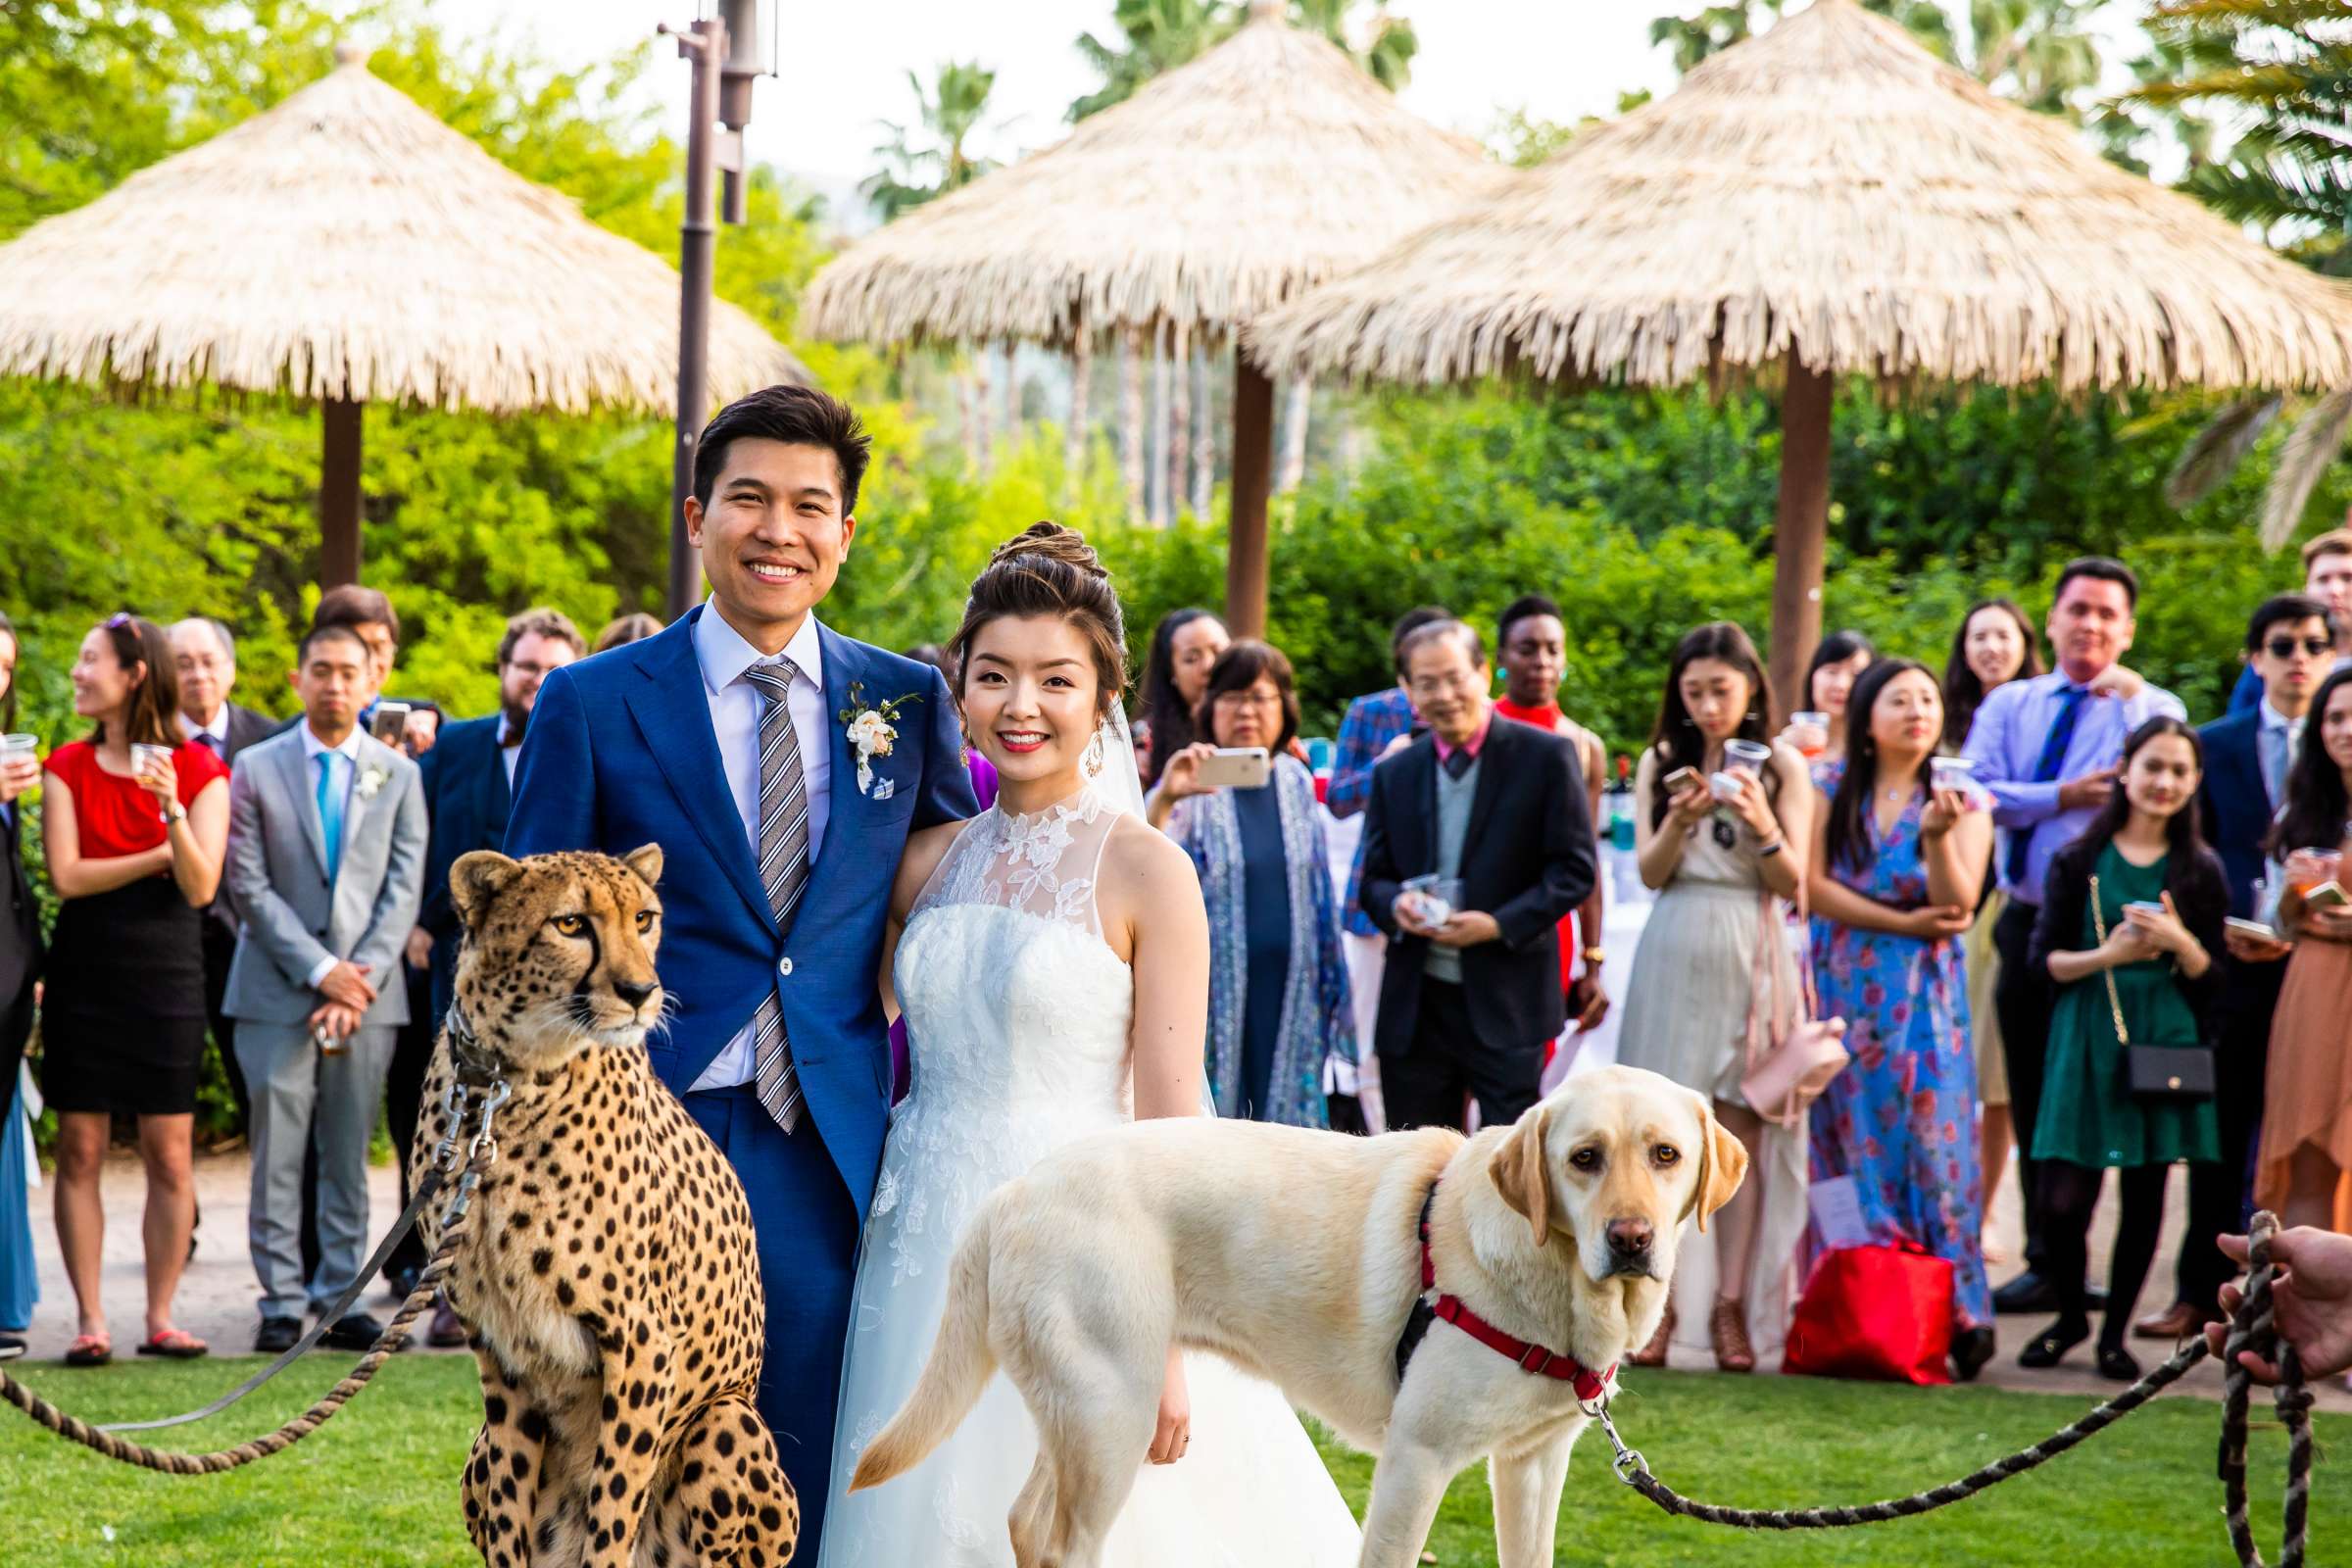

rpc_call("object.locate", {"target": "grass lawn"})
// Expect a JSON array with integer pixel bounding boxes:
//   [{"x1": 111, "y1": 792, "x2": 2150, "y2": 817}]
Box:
[{"x1": 0, "y1": 1356, "x2": 2337, "y2": 1565}]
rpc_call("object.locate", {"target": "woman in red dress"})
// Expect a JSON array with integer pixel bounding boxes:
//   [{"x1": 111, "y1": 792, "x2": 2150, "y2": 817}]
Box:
[{"x1": 41, "y1": 613, "x2": 228, "y2": 1364}]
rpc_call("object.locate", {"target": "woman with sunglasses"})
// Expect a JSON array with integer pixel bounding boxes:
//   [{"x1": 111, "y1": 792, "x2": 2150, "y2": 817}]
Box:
[{"x1": 40, "y1": 613, "x2": 228, "y2": 1364}]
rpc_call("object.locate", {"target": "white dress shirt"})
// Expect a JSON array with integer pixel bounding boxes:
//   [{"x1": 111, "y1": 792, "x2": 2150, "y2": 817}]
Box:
[
  {"x1": 299, "y1": 722, "x2": 364, "y2": 990},
  {"x1": 498, "y1": 713, "x2": 522, "y2": 789},
  {"x1": 689, "y1": 601, "x2": 830, "y2": 1092},
  {"x1": 181, "y1": 706, "x2": 229, "y2": 755}
]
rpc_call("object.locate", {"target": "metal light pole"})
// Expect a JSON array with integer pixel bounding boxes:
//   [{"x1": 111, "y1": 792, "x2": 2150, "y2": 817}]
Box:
[{"x1": 662, "y1": 0, "x2": 772, "y2": 619}]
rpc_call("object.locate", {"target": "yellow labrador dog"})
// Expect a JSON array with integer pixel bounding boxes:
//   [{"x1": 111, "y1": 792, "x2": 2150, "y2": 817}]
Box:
[{"x1": 851, "y1": 1064, "x2": 1746, "y2": 1567}]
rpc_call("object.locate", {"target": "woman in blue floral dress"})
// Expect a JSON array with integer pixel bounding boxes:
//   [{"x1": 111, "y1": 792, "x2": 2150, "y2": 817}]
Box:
[{"x1": 1807, "y1": 660, "x2": 1998, "y2": 1380}]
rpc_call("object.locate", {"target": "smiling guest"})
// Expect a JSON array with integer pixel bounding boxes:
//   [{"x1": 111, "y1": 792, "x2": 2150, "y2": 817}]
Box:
[
  {"x1": 1358, "y1": 619, "x2": 1595, "y2": 1140},
  {"x1": 1150, "y1": 640, "x2": 1356, "y2": 1128},
  {"x1": 504, "y1": 385, "x2": 976, "y2": 1557},
  {"x1": 1961, "y1": 559, "x2": 2184, "y2": 1315}
]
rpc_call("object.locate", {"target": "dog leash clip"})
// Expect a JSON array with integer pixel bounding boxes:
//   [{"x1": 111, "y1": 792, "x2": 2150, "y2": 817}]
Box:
[{"x1": 1583, "y1": 1397, "x2": 1648, "y2": 1487}]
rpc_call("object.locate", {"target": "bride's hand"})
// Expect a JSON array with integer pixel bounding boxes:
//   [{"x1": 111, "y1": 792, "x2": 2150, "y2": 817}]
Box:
[{"x1": 1149, "y1": 1346, "x2": 1190, "y2": 1464}]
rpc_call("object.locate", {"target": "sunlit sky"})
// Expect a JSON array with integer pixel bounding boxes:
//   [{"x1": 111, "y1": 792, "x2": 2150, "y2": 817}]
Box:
[{"x1": 392, "y1": 1, "x2": 2163, "y2": 193}]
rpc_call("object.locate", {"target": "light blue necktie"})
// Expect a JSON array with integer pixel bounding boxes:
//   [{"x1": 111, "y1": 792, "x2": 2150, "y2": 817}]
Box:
[{"x1": 315, "y1": 752, "x2": 343, "y2": 887}]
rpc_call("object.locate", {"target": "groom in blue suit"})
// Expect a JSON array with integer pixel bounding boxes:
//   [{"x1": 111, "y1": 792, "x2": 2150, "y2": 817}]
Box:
[{"x1": 506, "y1": 385, "x2": 976, "y2": 1554}]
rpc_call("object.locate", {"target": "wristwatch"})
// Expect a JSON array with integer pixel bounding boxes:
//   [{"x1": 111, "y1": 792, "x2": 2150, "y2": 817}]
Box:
[
  {"x1": 1581, "y1": 945, "x2": 1607, "y2": 968},
  {"x1": 162, "y1": 800, "x2": 186, "y2": 825}
]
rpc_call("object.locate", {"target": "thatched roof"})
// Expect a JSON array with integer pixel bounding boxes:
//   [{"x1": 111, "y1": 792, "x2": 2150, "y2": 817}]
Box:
[
  {"x1": 798, "y1": 5, "x2": 1501, "y2": 349},
  {"x1": 0, "y1": 48, "x2": 808, "y2": 414},
  {"x1": 1248, "y1": 0, "x2": 2352, "y2": 396}
]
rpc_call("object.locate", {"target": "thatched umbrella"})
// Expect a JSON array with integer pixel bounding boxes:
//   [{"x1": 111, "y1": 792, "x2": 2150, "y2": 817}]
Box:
[
  {"x1": 1250, "y1": 0, "x2": 2352, "y2": 708},
  {"x1": 0, "y1": 46, "x2": 807, "y2": 588},
  {"x1": 799, "y1": 0, "x2": 1499, "y2": 637}
]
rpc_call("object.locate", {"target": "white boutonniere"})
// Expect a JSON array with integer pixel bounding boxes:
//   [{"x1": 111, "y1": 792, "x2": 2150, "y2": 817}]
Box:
[
  {"x1": 839, "y1": 683, "x2": 923, "y2": 800},
  {"x1": 355, "y1": 764, "x2": 389, "y2": 801}
]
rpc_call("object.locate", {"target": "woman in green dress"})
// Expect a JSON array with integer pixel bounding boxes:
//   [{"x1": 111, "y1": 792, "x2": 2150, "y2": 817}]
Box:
[{"x1": 2026, "y1": 717, "x2": 2228, "y2": 1381}]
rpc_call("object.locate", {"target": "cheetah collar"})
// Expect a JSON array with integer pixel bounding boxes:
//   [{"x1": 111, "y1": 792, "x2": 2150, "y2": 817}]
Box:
[{"x1": 444, "y1": 1004, "x2": 507, "y2": 1089}]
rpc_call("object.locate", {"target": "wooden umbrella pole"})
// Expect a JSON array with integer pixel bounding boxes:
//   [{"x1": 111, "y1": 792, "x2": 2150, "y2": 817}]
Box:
[
  {"x1": 319, "y1": 396, "x2": 364, "y2": 589},
  {"x1": 1768, "y1": 359, "x2": 1833, "y2": 718},
  {"x1": 1226, "y1": 345, "x2": 1275, "y2": 640}
]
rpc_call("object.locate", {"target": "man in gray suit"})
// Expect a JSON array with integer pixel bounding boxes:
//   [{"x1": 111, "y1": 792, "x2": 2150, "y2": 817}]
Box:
[{"x1": 224, "y1": 622, "x2": 426, "y2": 1353}]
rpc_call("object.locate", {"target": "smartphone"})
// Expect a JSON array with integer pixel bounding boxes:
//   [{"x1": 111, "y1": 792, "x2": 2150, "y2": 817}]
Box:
[
  {"x1": 369, "y1": 700, "x2": 412, "y2": 746},
  {"x1": 1195, "y1": 747, "x2": 1271, "y2": 790},
  {"x1": 2226, "y1": 916, "x2": 2285, "y2": 943},
  {"x1": 1662, "y1": 765, "x2": 1701, "y2": 794},
  {"x1": 2304, "y1": 881, "x2": 2349, "y2": 910}
]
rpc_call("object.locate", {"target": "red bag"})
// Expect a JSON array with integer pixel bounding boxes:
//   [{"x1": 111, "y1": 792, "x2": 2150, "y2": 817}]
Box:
[{"x1": 1782, "y1": 1242, "x2": 1954, "y2": 1386}]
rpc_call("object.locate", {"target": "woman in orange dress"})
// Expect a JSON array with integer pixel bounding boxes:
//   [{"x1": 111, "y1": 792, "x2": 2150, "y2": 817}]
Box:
[{"x1": 2254, "y1": 667, "x2": 2352, "y2": 1230}]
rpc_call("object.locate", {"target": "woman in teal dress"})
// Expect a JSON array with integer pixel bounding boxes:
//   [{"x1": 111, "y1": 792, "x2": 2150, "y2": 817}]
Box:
[
  {"x1": 1807, "y1": 660, "x2": 1998, "y2": 1380},
  {"x1": 2027, "y1": 717, "x2": 2227, "y2": 1381}
]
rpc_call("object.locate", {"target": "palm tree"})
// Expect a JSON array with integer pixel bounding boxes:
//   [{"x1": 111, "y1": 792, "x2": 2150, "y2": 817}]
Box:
[
  {"x1": 2132, "y1": 2, "x2": 2352, "y2": 544},
  {"x1": 861, "y1": 61, "x2": 1001, "y2": 222},
  {"x1": 1071, "y1": 0, "x2": 1232, "y2": 122}
]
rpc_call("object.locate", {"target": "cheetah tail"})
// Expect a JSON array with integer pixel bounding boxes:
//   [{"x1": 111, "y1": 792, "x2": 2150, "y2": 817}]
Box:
[{"x1": 848, "y1": 1208, "x2": 997, "y2": 1493}]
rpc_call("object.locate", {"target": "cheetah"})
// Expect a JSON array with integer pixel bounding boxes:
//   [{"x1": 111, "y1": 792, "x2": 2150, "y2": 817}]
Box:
[{"x1": 413, "y1": 847, "x2": 796, "y2": 1568}]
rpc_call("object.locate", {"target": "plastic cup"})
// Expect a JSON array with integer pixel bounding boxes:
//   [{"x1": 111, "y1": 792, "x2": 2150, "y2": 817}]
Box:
[
  {"x1": 1789, "y1": 711, "x2": 1830, "y2": 760},
  {"x1": 130, "y1": 741, "x2": 173, "y2": 777},
  {"x1": 1930, "y1": 757, "x2": 1976, "y2": 794},
  {"x1": 1722, "y1": 739, "x2": 1772, "y2": 774},
  {"x1": 2293, "y1": 850, "x2": 2344, "y2": 895},
  {"x1": 1402, "y1": 873, "x2": 1463, "y2": 928}
]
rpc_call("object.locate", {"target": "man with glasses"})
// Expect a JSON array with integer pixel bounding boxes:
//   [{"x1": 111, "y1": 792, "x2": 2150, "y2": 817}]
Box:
[
  {"x1": 2230, "y1": 529, "x2": 2352, "y2": 711},
  {"x1": 2138, "y1": 595, "x2": 2333, "y2": 1339}
]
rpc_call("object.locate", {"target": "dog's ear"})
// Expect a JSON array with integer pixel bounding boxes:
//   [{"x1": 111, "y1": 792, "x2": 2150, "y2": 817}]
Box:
[
  {"x1": 1689, "y1": 1095, "x2": 1749, "y2": 1234},
  {"x1": 451, "y1": 851, "x2": 521, "y2": 930},
  {"x1": 1489, "y1": 1104, "x2": 1554, "y2": 1248}
]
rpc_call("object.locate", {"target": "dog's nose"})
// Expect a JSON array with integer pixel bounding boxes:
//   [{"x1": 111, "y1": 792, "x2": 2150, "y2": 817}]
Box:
[
  {"x1": 1605, "y1": 1218, "x2": 1654, "y2": 1258},
  {"x1": 612, "y1": 978, "x2": 656, "y2": 1009}
]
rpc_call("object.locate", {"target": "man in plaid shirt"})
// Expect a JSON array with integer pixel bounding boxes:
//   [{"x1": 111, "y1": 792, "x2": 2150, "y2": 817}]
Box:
[{"x1": 1326, "y1": 607, "x2": 1449, "y2": 1130}]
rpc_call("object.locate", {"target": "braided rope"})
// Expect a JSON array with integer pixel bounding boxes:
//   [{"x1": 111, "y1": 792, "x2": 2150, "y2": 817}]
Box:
[
  {"x1": 1599, "y1": 1211, "x2": 2312, "y2": 1566},
  {"x1": 0, "y1": 1146, "x2": 484, "y2": 1476}
]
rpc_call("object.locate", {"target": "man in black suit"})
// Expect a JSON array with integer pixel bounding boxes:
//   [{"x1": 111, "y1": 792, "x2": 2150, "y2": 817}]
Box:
[
  {"x1": 1359, "y1": 619, "x2": 1596, "y2": 1132},
  {"x1": 171, "y1": 615, "x2": 276, "y2": 1141},
  {"x1": 388, "y1": 607, "x2": 582, "y2": 1335},
  {"x1": 2138, "y1": 594, "x2": 2332, "y2": 1339}
]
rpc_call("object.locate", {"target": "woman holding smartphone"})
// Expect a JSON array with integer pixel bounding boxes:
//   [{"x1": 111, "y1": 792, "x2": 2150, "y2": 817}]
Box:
[
  {"x1": 41, "y1": 613, "x2": 228, "y2": 1365},
  {"x1": 1151, "y1": 642, "x2": 1354, "y2": 1128},
  {"x1": 2026, "y1": 716, "x2": 2224, "y2": 1381},
  {"x1": 1618, "y1": 622, "x2": 1812, "y2": 1372},
  {"x1": 2255, "y1": 667, "x2": 2352, "y2": 1231}
]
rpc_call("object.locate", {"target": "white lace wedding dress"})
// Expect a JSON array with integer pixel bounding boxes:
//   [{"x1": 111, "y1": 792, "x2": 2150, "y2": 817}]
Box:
[{"x1": 818, "y1": 785, "x2": 1362, "y2": 1567}]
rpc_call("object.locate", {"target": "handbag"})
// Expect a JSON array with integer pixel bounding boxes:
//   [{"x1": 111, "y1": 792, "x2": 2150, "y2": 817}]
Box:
[
  {"x1": 1783, "y1": 1241, "x2": 1955, "y2": 1386},
  {"x1": 2088, "y1": 875, "x2": 2216, "y2": 1102},
  {"x1": 1739, "y1": 879, "x2": 1849, "y2": 1127}
]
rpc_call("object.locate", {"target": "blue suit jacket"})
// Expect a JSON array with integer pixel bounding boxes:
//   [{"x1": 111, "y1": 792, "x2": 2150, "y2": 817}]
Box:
[
  {"x1": 417, "y1": 713, "x2": 513, "y2": 1026},
  {"x1": 503, "y1": 607, "x2": 977, "y2": 1214},
  {"x1": 2197, "y1": 708, "x2": 2274, "y2": 919}
]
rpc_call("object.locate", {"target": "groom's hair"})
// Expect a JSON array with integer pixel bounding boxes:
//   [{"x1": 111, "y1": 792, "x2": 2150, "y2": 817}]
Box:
[{"x1": 693, "y1": 385, "x2": 873, "y2": 516}]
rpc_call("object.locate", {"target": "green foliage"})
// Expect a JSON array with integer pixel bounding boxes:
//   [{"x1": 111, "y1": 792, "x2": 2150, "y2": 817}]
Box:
[
  {"x1": 861, "y1": 62, "x2": 1003, "y2": 222},
  {"x1": 1069, "y1": 0, "x2": 1417, "y2": 122}
]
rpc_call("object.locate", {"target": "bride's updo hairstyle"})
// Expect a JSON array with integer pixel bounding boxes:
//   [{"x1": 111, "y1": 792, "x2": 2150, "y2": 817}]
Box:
[{"x1": 948, "y1": 522, "x2": 1128, "y2": 717}]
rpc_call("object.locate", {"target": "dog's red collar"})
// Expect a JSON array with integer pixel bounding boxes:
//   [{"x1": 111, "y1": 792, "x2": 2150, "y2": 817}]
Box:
[{"x1": 1413, "y1": 1182, "x2": 1616, "y2": 1403}]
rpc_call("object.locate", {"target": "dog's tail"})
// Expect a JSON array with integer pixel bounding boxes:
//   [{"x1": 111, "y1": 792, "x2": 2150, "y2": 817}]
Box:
[{"x1": 848, "y1": 1204, "x2": 998, "y2": 1492}]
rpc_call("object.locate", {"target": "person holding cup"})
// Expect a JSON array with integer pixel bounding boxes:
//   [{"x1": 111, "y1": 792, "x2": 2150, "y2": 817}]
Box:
[
  {"x1": 1619, "y1": 621, "x2": 1813, "y2": 1372},
  {"x1": 1781, "y1": 629, "x2": 1875, "y2": 764},
  {"x1": 2255, "y1": 666, "x2": 2352, "y2": 1231},
  {"x1": 0, "y1": 612, "x2": 42, "y2": 1361},
  {"x1": 1805, "y1": 660, "x2": 1998, "y2": 1379},
  {"x1": 40, "y1": 612, "x2": 229, "y2": 1365}
]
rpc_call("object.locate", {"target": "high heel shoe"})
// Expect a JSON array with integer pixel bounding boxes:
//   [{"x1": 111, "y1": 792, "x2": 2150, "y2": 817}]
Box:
[
  {"x1": 2017, "y1": 1315, "x2": 2089, "y2": 1369},
  {"x1": 1710, "y1": 1298, "x2": 1755, "y2": 1373},
  {"x1": 1950, "y1": 1324, "x2": 1997, "y2": 1383},
  {"x1": 1630, "y1": 1303, "x2": 1674, "y2": 1368}
]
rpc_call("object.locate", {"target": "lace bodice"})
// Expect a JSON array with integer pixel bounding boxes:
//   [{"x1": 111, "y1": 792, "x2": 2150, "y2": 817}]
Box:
[{"x1": 870, "y1": 787, "x2": 1135, "y2": 1288}]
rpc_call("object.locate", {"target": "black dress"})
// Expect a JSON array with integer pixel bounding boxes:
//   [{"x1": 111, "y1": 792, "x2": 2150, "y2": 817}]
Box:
[{"x1": 38, "y1": 740, "x2": 222, "y2": 1117}]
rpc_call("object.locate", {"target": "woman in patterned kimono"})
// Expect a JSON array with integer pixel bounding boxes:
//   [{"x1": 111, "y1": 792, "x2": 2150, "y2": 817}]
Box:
[{"x1": 1150, "y1": 640, "x2": 1354, "y2": 1127}]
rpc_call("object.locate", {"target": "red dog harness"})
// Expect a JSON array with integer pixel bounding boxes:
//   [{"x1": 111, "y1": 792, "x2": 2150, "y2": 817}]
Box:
[{"x1": 1396, "y1": 1182, "x2": 1616, "y2": 1404}]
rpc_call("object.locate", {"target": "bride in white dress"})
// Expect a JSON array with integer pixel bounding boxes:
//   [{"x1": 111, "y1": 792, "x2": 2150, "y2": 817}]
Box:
[{"x1": 818, "y1": 524, "x2": 1360, "y2": 1567}]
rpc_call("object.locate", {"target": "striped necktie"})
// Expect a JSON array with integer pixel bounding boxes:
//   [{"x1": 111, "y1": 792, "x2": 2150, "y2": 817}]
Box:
[{"x1": 741, "y1": 659, "x2": 810, "y2": 1132}]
